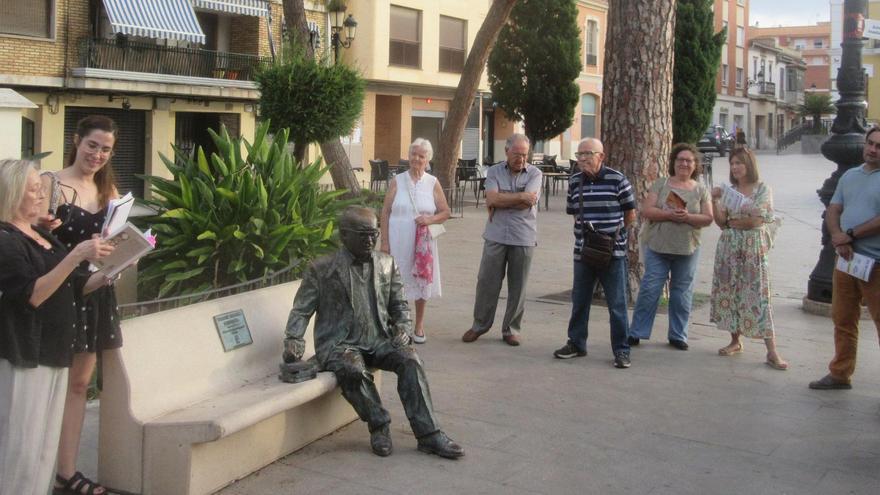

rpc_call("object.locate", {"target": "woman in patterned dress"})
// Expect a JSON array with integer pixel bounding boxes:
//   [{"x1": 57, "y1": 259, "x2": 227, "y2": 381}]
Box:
[
  {"x1": 710, "y1": 148, "x2": 788, "y2": 370},
  {"x1": 380, "y1": 138, "x2": 450, "y2": 343},
  {"x1": 42, "y1": 115, "x2": 121, "y2": 494}
]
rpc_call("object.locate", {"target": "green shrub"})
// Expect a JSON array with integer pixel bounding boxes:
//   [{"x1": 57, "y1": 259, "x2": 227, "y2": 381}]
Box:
[
  {"x1": 255, "y1": 41, "x2": 364, "y2": 160},
  {"x1": 135, "y1": 123, "x2": 350, "y2": 299}
]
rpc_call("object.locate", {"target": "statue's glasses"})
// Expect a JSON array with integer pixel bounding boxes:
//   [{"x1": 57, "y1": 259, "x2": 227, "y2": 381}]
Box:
[{"x1": 340, "y1": 228, "x2": 380, "y2": 241}]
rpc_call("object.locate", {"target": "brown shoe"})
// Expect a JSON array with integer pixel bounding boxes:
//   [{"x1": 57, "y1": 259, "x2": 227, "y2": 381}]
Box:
[
  {"x1": 461, "y1": 329, "x2": 481, "y2": 343},
  {"x1": 502, "y1": 333, "x2": 520, "y2": 346},
  {"x1": 808, "y1": 374, "x2": 852, "y2": 390}
]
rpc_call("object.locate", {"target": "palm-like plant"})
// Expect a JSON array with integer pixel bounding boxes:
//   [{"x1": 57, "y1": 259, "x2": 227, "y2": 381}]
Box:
[
  {"x1": 135, "y1": 123, "x2": 350, "y2": 299},
  {"x1": 799, "y1": 93, "x2": 836, "y2": 133}
]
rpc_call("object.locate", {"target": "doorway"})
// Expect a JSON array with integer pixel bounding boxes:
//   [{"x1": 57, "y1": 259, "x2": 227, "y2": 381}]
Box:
[{"x1": 411, "y1": 113, "x2": 444, "y2": 165}]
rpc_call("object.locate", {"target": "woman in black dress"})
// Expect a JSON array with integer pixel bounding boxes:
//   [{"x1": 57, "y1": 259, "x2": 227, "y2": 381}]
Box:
[
  {"x1": 0, "y1": 159, "x2": 113, "y2": 494},
  {"x1": 42, "y1": 116, "x2": 122, "y2": 495}
]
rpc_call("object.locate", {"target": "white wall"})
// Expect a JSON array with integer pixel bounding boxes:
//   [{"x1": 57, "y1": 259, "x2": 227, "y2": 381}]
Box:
[{"x1": 0, "y1": 108, "x2": 23, "y2": 158}]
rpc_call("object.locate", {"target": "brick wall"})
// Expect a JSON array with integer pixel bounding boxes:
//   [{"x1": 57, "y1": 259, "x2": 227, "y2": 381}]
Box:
[
  {"x1": 305, "y1": 9, "x2": 329, "y2": 60},
  {"x1": 0, "y1": 0, "x2": 89, "y2": 78},
  {"x1": 227, "y1": 2, "x2": 282, "y2": 58},
  {"x1": 229, "y1": 15, "x2": 260, "y2": 55}
]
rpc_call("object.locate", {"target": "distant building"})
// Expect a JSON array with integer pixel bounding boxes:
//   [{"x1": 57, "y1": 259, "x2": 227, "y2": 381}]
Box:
[
  {"x1": 712, "y1": 0, "x2": 751, "y2": 138},
  {"x1": 746, "y1": 38, "x2": 806, "y2": 150},
  {"x1": 749, "y1": 22, "x2": 831, "y2": 96}
]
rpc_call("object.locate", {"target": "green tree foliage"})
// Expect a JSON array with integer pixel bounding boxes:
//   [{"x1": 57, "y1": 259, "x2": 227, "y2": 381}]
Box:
[
  {"x1": 673, "y1": 0, "x2": 725, "y2": 144},
  {"x1": 255, "y1": 42, "x2": 365, "y2": 161},
  {"x1": 487, "y1": 0, "x2": 581, "y2": 145},
  {"x1": 799, "y1": 93, "x2": 836, "y2": 133},
  {"x1": 136, "y1": 123, "x2": 350, "y2": 299}
]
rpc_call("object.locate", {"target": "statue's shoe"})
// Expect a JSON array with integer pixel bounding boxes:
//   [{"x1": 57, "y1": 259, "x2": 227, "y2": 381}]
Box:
[
  {"x1": 417, "y1": 431, "x2": 464, "y2": 459},
  {"x1": 370, "y1": 425, "x2": 392, "y2": 456}
]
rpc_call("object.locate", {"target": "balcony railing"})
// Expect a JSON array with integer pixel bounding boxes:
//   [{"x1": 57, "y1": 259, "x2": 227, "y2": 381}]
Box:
[
  {"x1": 759, "y1": 81, "x2": 776, "y2": 96},
  {"x1": 77, "y1": 37, "x2": 272, "y2": 81}
]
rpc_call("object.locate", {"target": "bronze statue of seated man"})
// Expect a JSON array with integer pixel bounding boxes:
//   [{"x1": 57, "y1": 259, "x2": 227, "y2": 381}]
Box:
[{"x1": 283, "y1": 206, "x2": 464, "y2": 459}]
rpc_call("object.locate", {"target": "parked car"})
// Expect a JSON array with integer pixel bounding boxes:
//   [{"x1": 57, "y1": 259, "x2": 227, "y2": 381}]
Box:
[{"x1": 698, "y1": 125, "x2": 735, "y2": 157}]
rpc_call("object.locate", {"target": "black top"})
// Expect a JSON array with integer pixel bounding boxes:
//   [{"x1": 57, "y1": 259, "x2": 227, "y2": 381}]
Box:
[
  {"x1": 55, "y1": 203, "x2": 107, "y2": 253},
  {"x1": 53, "y1": 202, "x2": 124, "y2": 353},
  {"x1": 0, "y1": 222, "x2": 86, "y2": 368}
]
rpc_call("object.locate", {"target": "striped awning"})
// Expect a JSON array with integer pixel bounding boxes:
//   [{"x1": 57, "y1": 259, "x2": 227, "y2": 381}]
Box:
[
  {"x1": 102, "y1": 0, "x2": 206, "y2": 44},
  {"x1": 192, "y1": 0, "x2": 268, "y2": 17}
]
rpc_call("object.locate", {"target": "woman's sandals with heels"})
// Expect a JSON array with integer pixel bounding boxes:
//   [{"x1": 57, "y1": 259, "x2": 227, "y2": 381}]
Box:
[
  {"x1": 717, "y1": 343, "x2": 743, "y2": 356},
  {"x1": 765, "y1": 353, "x2": 789, "y2": 371}
]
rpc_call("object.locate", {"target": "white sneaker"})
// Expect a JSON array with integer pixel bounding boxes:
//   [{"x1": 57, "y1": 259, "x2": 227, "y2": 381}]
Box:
[{"x1": 412, "y1": 333, "x2": 426, "y2": 344}]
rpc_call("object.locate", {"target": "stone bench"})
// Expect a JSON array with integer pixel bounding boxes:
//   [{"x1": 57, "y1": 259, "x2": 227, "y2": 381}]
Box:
[{"x1": 98, "y1": 281, "x2": 371, "y2": 495}]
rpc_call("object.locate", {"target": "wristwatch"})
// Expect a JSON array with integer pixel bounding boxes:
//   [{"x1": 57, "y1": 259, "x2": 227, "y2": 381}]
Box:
[{"x1": 846, "y1": 228, "x2": 857, "y2": 240}]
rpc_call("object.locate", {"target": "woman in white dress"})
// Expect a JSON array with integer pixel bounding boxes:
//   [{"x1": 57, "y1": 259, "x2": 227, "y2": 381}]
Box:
[{"x1": 380, "y1": 138, "x2": 451, "y2": 343}]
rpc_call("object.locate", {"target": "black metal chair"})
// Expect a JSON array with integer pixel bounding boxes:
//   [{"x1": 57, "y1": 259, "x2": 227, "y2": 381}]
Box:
[
  {"x1": 392, "y1": 159, "x2": 409, "y2": 175},
  {"x1": 456, "y1": 158, "x2": 481, "y2": 205},
  {"x1": 369, "y1": 159, "x2": 390, "y2": 192}
]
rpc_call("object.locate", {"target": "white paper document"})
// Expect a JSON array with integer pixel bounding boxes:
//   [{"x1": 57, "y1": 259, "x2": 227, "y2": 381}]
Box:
[
  {"x1": 720, "y1": 184, "x2": 751, "y2": 213},
  {"x1": 102, "y1": 192, "x2": 134, "y2": 238},
  {"x1": 835, "y1": 252, "x2": 876, "y2": 282},
  {"x1": 92, "y1": 222, "x2": 155, "y2": 278}
]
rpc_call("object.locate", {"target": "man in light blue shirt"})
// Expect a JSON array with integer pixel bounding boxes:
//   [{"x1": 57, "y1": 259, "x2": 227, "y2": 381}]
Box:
[
  {"x1": 462, "y1": 134, "x2": 542, "y2": 346},
  {"x1": 809, "y1": 127, "x2": 880, "y2": 390}
]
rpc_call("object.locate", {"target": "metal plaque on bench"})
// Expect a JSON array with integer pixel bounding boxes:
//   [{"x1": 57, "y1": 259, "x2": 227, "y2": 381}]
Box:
[{"x1": 213, "y1": 309, "x2": 253, "y2": 352}]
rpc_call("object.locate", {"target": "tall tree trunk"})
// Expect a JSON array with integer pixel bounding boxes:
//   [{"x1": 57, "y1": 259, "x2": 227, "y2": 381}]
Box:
[
  {"x1": 602, "y1": 0, "x2": 676, "y2": 298},
  {"x1": 434, "y1": 0, "x2": 519, "y2": 191},
  {"x1": 282, "y1": 0, "x2": 361, "y2": 196}
]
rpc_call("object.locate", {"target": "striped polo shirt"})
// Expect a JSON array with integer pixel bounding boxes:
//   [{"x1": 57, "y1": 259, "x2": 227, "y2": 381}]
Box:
[{"x1": 566, "y1": 166, "x2": 636, "y2": 259}]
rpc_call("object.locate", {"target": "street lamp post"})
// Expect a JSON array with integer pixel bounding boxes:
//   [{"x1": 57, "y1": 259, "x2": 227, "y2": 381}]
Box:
[
  {"x1": 328, "y1": 5, "x2": 357, "y2": 65},
  {"x1": 806, "y1": 0, "x2": 868, "y2": 304}
]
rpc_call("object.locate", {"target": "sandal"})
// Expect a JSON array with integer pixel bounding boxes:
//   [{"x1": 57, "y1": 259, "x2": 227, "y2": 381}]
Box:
[
  {"x1": 765, "y1": 354, "x2": 789, "y2": 371},
  {"x1": 54, "y1": 472, "x2": 107, "y2": 495},
  {"x1": 718, "y1": 343, "x2": 743, "y2": 356}
]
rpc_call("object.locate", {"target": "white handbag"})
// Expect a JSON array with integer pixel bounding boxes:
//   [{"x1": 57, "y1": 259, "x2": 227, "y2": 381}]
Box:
[{"x1": 427, "y1": 223, "x2": 446, "y2": 238}]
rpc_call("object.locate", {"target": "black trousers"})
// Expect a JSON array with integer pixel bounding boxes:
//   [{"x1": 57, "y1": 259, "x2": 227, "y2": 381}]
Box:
[{"x1": 325, "y1": 342, "x2": 439, "y2": 438}]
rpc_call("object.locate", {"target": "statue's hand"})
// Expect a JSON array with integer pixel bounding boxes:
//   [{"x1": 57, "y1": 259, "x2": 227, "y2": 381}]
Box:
[{"x1": 391, "y1": 331, "x2": 411, "y2": 348}]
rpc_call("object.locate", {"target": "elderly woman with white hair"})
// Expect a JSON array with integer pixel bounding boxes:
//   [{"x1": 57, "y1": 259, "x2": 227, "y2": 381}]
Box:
[
  {"x1": 380, "y1": 138, "x2": 451, "y2": 343},
  {"x1": 0, "y1": 159, "x2": 112, "y2": 493}
]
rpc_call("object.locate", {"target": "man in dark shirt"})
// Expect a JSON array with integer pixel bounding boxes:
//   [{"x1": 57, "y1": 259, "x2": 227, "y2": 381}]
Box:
[
  {"x1": 553, "y1": 138, "x2": 637, "y2": 369},
  {"x1": 283, "y1": 207, "x2": 463, "y2": 459}
]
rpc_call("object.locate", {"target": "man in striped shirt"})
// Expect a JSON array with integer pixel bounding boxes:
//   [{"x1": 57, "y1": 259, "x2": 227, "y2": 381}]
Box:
[{"x1": 553, "y1": 138, "x2": 637, "y2": 369}]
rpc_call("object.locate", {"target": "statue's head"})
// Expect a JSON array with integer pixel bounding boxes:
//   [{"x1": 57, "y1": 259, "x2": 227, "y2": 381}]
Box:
[{"x1": 339, "y1": 206, "x2": 379, "y2": 262}]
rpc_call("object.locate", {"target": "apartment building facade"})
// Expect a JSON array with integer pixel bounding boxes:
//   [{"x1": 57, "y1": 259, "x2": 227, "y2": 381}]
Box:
[
  {"x1": 746, "y1": 38, "x2": 806, "y2": 150},
  {"x1": 712, "y1": 0, "x2": 750, "y2": 139},
  {"x1": 339, "y1": 0, "x2": 607, "y2": 171},
  {"x1": 0, "y1": 0, "x2": 300, "y2": 198},
  {"x1": 749, "y1": 21, "x2": 831, "y2": 95}
]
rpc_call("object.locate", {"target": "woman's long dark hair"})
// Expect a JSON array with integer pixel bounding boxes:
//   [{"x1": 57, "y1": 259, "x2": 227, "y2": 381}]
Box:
[{"x1": 66, "y1": 115, "x2": 118, "y2": 208}]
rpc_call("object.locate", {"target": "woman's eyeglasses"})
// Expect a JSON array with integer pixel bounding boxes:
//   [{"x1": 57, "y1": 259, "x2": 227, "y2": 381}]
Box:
[{"x1": 83, "y1": 140, "x2": 114, "y2": 158}]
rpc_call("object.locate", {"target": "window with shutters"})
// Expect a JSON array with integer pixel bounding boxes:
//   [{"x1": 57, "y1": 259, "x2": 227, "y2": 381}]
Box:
[
  {"x1": 580, "y1": 94, "x2": 597, "y2": 139},
  {"x1": 390, "y1": 5, "x2": 420, "y2": 68},
  {"x1": 585, "y1": 20, "x2": 598, "y2": 67},
  {"x1": 439, "y1": 16, "x2": 465, "y2": 73},
  {"x1": 0, "y1": 0, "x2": 54, "y2": 38}
]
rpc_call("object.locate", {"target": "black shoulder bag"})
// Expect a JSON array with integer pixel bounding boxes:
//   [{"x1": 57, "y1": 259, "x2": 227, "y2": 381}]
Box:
[{"x1": 578, "y1": 177, "x2": 620, "y2": 269}]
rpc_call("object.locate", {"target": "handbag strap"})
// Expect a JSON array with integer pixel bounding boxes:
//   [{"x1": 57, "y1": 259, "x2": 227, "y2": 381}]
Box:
[{"x1": 404, "y1": 174, "x2": 421, "y2": 218}]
